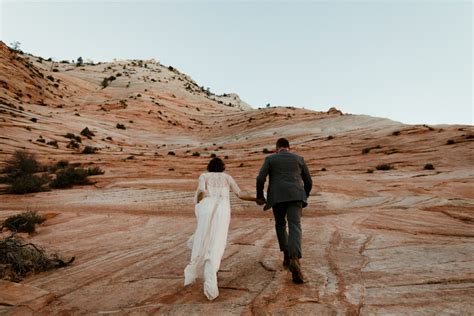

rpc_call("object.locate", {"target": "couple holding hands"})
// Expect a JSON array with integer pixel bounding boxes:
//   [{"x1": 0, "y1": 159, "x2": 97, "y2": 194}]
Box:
[{"x1": 184, "y1": 138, "x2": 313, "y2": 300}]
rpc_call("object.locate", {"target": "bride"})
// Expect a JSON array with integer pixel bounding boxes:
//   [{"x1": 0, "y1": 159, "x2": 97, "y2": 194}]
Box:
[{"x1": 184, "y1": 157, "x2": 256, "y2": 300}]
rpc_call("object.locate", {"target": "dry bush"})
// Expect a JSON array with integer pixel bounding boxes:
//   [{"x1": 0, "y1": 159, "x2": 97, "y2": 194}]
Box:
[
  {"x1": 0, "y1": 234, "x2": 74, "y2": 282},
  {"x1": 1, "y1": 211, "x2": 44, "y2": 234}
]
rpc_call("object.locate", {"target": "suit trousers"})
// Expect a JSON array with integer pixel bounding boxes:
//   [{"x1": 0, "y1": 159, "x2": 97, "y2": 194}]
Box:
[{"x1": 272, "y1": 201, "x2": 302, "y2": 258}]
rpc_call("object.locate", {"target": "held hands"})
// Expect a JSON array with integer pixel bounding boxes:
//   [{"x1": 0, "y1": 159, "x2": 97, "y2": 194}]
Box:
[{"x1": 256, "y1": 197, "x2": 266, "y2": 206}]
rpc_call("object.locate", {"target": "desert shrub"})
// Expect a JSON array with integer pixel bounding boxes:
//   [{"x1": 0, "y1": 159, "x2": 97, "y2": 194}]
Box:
[
  {"x1": 239, "y1": 163, "x2": 244, "y2": 167},
  {"x1": 82, "y1": 146, "x2": 97, "y2": 154},
  {"x1": 224, "y1": 155, "x2": 229, "y2": 159},
  {"x1": 375, "y1": 164, "x2": 393, "y2": 171},
  {"x1": 46, "y1": 75, "x2": 54, "y2": 81},
  {"x1": 8, "y1": 174, "x2": 51, "y2": 194},
  {"x1": 52, "y1": 69, "x2": 59, "y2": 72},
  {"x1": 87, "y1": 167, "x2": 105, "y2": 176},
  {"x1": 50, "y1": 167, "x2": 91, "y2": 188},
  {"x1": 262, "y1": 148, "x2": 270, "y2": 154},
  {"x1": 362, "y1": 147, "x2": 371, "y2": 154},
  {"x1": 168, "y1": 151, "x2": 175, "y2": 156},
  {"x1": 392, "y1": 131, "x2": 400, "y2": 136},
  {"x1": 1, "y1": 211, "x2": 44, "y2": 234},
  {"x1": 367, "y1": 169, "x2": 374, "y2": 173},
  {"x1": 327, "y1": 135, "x2": 334, "y2": 140},
  {"x1": 424, "y1": 163, "x2": 435, "y2": 170},
  {"x1": 192, "y1": 152, "x2": 200, "y2": 157},
  {"x1": 36, "y1": 138, "x2": 45, "y2": 143},
  {"x1": 66, "y1": 140, "x2": 80, "y2": 149},
  {"x1": 47, "y1": 140, "x2": 58, "y2": 147},
  {"x1": 64, "y1": 133, "x2": 81, "y2": 143},
  {"x1": 2, "y1": 150, "x2": 40, "y2": 178},
  {"x1": 80, "y1": 127, "x2": 95, "y2": 139},
  {"x1": 210, "y1": 153, "x2": 217, "y2": 158},
  {"x1": 0, "y1": 234, "x2": 75, "y2": 282},
  {"x1": 56, "y1": 160, "x2": 69, "y2": 169},
  {"x1": 30, "y1": 118, "x2": 37, "y2": 123},
  {"x1": 446, "y1": 139, "x2": 455, "y2": 145},
  {"x1": 321, "y1": 168, "x2": 327, "y2": 171},
  {"x1": 116, "y1": 123, "x2": 126, "y2": 130}
]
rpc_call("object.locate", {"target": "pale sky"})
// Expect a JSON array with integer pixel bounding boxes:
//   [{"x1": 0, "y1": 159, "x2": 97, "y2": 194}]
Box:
[{"x1": 1, "y1": 0, "x2": 472, "y2": 125}]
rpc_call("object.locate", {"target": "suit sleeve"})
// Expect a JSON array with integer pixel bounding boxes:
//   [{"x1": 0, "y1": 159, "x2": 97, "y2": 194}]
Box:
[
  {"x1": 256, "y1": 156, "x2": 270, "y2": 199},
  {"x1": 301, "y1": 159, "x2": 312, "y2": 197}
]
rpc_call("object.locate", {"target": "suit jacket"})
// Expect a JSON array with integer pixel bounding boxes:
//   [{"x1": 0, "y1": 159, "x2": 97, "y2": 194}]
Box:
[{"x1": 256, "y1": 150, "x2": 312, "y2": 210}]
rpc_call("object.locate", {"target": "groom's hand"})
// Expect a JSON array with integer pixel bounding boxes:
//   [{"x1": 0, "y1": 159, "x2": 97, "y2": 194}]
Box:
[{"x1": 256, "y1": 198, "x2": 266, "y2": 206}]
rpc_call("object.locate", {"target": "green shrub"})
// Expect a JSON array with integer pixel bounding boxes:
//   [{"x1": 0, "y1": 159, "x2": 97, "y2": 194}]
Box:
[
  {"x1": 362, "y1": 148, "x2": 371, "y2": 154},
  {"x1": 82, "y1": 146, "x2": 97, "y2": 154},
  {"x1": 66, "y1": 140, "x2": 80, "y2": 149},
  {"x1": 367, "y1": 169, "x2": 374, "y2": 173},
  {"x1": 64, "y1": 133, "x2": 81, "y2": 142},
  {"x1": 56, "y1": 160, "x2": 69, "y2": 169},
  {"x1": 47, "y1": 140, "x2": 58, "y2": 147},
  {"x1": 392, "y1": 131, "x2": 400, "y2": 136},
  {"x1": 168, "y1": 151, "x2": 175, "y2": 156},
  {"x1": 50, "y1": 167, "x2": 91, "y2": 188},
  {"x1": 375, "y1": 164, "x2": 393, "y2": 171},
  {"x1": 116, "y1": 123, "x2": 126, "y2": 130},
  {"x1": 262, "y1": 148, "x2": 270, "y2": 154},
  {"x1": 424, "y1": 163, "x2": 435, "y2": 170},
  {"x1": 1, "y1": 211, "x2": 44, "y2": 234},
  {"x1": 2, "y1": 150, "x2": 40, "y2": 178},
  {"x1": 80, "y1": 127, "x2": 95, "y2": 139},
  {"x1": 192, "y1": 152, "x2": 200, "y2": 157},
  {"x1": 446, "y1": 139, "x2": 455, "y2": 145},
  {"x1": 8, "y1": 174, "x2": 51, "y2": 194}
]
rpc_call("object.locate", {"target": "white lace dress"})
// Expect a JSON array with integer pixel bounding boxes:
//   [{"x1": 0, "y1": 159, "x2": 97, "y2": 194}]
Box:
[{"x1": 184, "y1": 172, "x2": 241, "y2": 300}]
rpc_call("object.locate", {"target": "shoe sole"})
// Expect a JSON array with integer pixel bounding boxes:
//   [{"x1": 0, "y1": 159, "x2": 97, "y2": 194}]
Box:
[{"x1": 289, "y1": 261, "x2": 304, "y2": 284}]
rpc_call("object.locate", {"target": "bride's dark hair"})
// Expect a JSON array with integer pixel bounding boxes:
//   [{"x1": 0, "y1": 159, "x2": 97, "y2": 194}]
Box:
[{"x1": 207, "y1": 157, "x2": 225, "y2": 172}]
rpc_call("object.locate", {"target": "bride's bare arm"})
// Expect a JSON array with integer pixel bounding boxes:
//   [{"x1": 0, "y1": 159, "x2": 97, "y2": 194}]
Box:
[{"x1": 238, "y1": 192, "x2": 257, "y2": 202}]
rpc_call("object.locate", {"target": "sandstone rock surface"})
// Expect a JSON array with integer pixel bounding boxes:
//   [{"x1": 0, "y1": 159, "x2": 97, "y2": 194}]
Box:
[{"x1": 0, "y1": 42, "x2": 473, "y2": 315}]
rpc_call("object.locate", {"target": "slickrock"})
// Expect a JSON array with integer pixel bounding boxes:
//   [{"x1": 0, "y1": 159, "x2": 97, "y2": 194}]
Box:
[{"x1": 0, "y1": 41, "x2": 473, "y2": 314}]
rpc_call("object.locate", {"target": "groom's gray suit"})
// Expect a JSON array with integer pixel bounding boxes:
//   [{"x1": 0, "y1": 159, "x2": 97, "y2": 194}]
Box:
[{"x1": 256, "y1": 149, "x2": 312, "y2": 259}]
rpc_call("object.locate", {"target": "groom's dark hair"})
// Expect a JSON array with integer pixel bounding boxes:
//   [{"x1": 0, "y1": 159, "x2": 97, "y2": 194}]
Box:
[
  {"x1": 207, "y1": 157, "x2": 226, "y2": 172},
  {"x1": 276, "y1": 138, "x2": 290, "y2": 149}
]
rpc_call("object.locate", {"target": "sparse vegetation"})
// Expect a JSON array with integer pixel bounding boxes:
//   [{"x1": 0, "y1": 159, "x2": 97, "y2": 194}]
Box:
[
  {"x1": 64, "y1": 133, "x2": 82, "y2": 143},
  {"x1": 192, "y1": 152, "x2": 200, "y2": 157},
  {"x1": 392, "y1": 131, "x2": 401, "y2": 136},
  {"x1": 1, "y1": 211, "x2": 44, "y2": 234},
  {"x1": 82, "y1": 146, "x2": 97, "y2": 154},
  {"x1": 327, "y1": 135, "x2": 334, "y2": 140},
  {"x1": 446, "y1": 139, "x2": 455, "y2": 145},
  {"x1": 30, "y1": 118, "x2": 37, "y2": 123},
  {"x1": 50, "y1": 167, "x2": 92, "y2": 188},
  {"x1": 367, "y1": 169, "x2": 374, "y2": 173},
  {"x1": 116, "y1": 123, "x2": 126, "y2": 130},
  {"x1": 66, "y1": 140, "x2": 80, "y2": 149},
  {"x1": 0, "y1": 234, "x2": 74, "y2": 282},
  {"x1": 80, "y1": 127, "x2": 95, "y2": 139},
  {"x1": 262, "y1": 148, "x2": 271, "y2": 154},
  {"x1": 168, "y1": 151, "x2": 176, "y2": 156},
  {"x1": 424, "y1": 163, "x2": 435, "y2": 170},
  {"x1": 47, "y1": 140, "x2": 58, "y2": 148},
  {"x1": 375, "y1": 164, "x2": 393, "y2": 171}
]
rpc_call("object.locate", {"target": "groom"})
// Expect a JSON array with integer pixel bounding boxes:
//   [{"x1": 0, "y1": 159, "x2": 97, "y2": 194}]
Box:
[{"x1": 256, "y1": 138, "x2": 312, "y2": 284}]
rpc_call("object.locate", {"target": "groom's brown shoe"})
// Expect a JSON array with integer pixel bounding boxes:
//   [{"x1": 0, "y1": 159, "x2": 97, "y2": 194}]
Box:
[{"x1": 289, "y1": 257, "x2": 304, "y2": 284}]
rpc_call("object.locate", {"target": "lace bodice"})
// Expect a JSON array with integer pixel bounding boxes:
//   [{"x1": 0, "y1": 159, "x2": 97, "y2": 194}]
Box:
[{"x1": 194, "y1": 172, "x2": 241, "y2": 203}]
